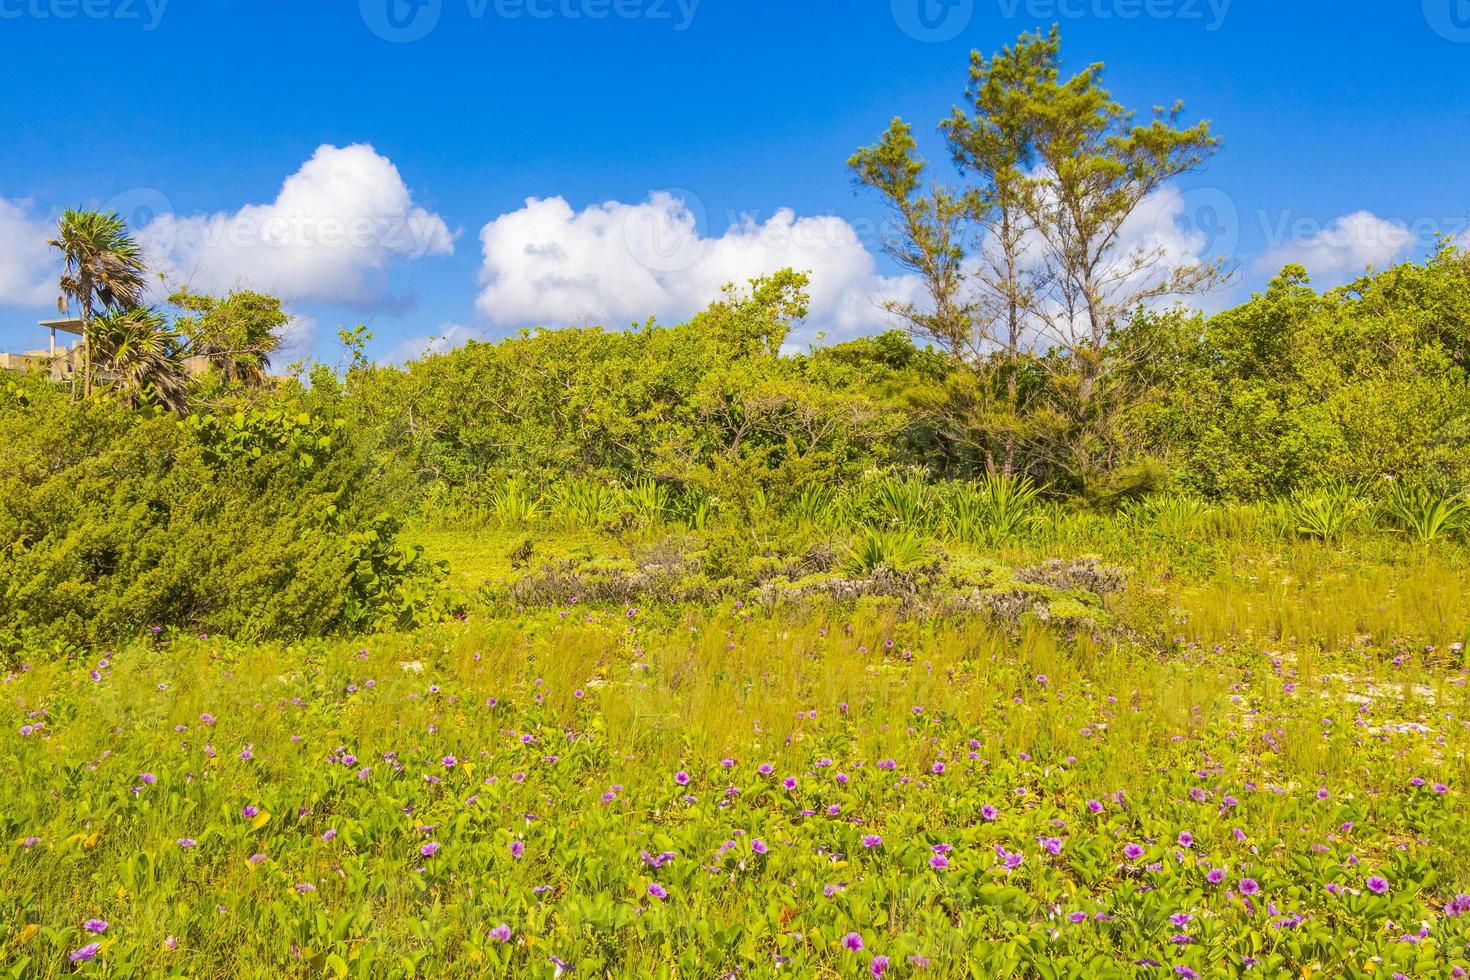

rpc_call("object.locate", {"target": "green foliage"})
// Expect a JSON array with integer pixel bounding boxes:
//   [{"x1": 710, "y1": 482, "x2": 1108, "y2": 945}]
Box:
[
  {"x1": 1136, "y1": 249, "x2": 1470, "y2": 498},
  {"x1": 0, "y1": 377, "x2": 454, "y2": 653},
  {"x1": 842, "y1": 528, "x2": 929, "y2": 576},
  {"x1": 171, "y1": 288, "x2": 288, "y2": 388},
  {"x1": 944, "y1": 472, "x2": 1044, "y2": 545},
  {"x1": 1289, "y1": 481, "x2": 1368, "y2": 543},
  {"x1": 489, "y1": 479, "x2": 542, "y2": 528},
  {"x1": 1384, "y1": 484, "x2": 1469, "y2": 544}
]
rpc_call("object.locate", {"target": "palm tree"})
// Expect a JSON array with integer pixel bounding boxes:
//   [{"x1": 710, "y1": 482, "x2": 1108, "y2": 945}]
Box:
[
  {"x1": 49, "y1": 209, "x2": 147, "y2": 399},
  {"x1": 89, "y1": 307, "x2": 190, "y2": 413}
]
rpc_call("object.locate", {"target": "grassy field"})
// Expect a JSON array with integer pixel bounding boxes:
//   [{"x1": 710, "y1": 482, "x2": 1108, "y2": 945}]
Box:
[{"x1": 5, "y1": 538, "x2": 1470, "y2": 977}]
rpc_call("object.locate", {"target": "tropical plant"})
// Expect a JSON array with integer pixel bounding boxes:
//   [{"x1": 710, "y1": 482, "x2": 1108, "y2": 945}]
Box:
[
  {"x1": 870, "y1": 471, "x2": 933, "y2": 531},
  {"x1": 1383, "y1": 484, "x2": 1468, "y2": 545},
  {"x1": 791, "y1": 484, "x2": 836, "y2": 530},
  {"x1": 88, "y1": 307, "x2": 190, "y2": 413},
  {"x1": 1289, "y1": 480, "x2": 1367, "y2": 542},
  {"x1": 947, "y1": 473, "x2": 1043, "y2": 544},
  {"x1": 550, "y1": 479, "x2": 614, "y2": 530},
  {"x1": 489, "y1": 479, "x2": 542, "y2": 527},
  {"x1": 624, "y1": 478, "x2": 672, "y2": 527},
  {"x1": 1119, "y1": 494, "x2": 1213, "y2": 539},
  {"x1": 842, "y1": 528, "x2": 928, "y2": 576},
  {"x1": 172, "y1": 289, "x2": 288, "y2": 387},
  {"x1": 50, "y1": 209, "x2": 148, "y2": 399}
]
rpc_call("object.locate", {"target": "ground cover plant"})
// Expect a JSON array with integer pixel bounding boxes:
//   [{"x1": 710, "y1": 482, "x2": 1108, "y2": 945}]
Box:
[{"x1": 5, "y1": 608, "x2": 1469, "y2": 977}]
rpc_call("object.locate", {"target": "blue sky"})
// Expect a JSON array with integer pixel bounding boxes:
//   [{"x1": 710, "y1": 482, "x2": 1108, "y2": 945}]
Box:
[{"x1": 2, "y1": 0, "x2": 1468, "y2": 361}]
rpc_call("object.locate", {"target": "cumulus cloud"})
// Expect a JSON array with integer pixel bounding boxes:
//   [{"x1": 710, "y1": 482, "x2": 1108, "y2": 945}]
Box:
[
  {"x1": 0, "y1": 197, "x2": 58, "y2": 307},
  {"x1": 474, "y1": 192, "x2": 917, "y2": 345},
  {"x1": 139, "y1": 144, "x2": 454, "y2": 308},
  {"x1": 388, "y1": 322, "x2": 485, "y2": 364},
  {"x1": 1255, "y1": 210, "x2": 1415, "y2": 279},
  {"x1": 472, "y1": 187, "x2": 1238, "y2": 350}
]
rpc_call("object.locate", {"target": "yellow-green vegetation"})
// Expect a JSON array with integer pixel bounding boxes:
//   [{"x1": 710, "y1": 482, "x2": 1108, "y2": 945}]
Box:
[{"x1": 6, "y1": 605, "x2": 1469, "y2": 977}]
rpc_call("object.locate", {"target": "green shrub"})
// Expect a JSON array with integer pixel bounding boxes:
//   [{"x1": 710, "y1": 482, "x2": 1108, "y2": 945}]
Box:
[{"x1": 0, "y1": 379, "x2": 456, "y2": 654}]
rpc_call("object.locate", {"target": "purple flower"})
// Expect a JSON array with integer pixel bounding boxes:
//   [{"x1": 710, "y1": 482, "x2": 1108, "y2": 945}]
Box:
[
  {"x1": 674, "y1": 770, "x2": 690, "y2": 786},
  {"x1": 421, "y1": 841, "x2": 440, "y2": 857},
  {"x1": 842, "y1": 932, "x2": 864, "y2": 951},
  {"x1": 69, "y1": 943, "x2": 100, "y2": 963},
  {"x1": 1176, "y1": 968, "x2": 1199, "y2": 979},
  {"x1": 1239, "y1": 878, "x2": 1260, "y2": 896},
  {"x1": 1206, "y1": 868, "x2": 1226, "y2": 885},
  {"x1": 862, "y1": 834, "x2": 883, "y2": 849},
  {"x1": 83, "y1": 919, "x2": 108, "y2": 934},
  {"x1": 929, "y1": 854, "x2": 949, "y2": 870},
  {"x1": 241, "y1": 805, "x2": 259, "y2": 819},
  {"x1": 751, "y1": 839, "x2": 768, "y2": 855},
  {"x1": 870, "y1": 954, "x2": 891, "y2": 977},
  {"x1": 1123, "y1": 843, "x2": 1145, "y2": 861},
  {"x1": 490, "y1": 924, "x2": 511, "y2": 942},
  {"x1": 510, "y1": 840, "x2": 525, "y2": 859},
  {"x1": 981, "y1": 804, "x2": 998, "y2": 821},
  {"x1": 139, "y1": 773, "x2": 156, "y2": 785},
  {"x1": 782, "y1": 776, "x2": 798, "y2": 791},
  {"x1": 1068, "y1": 911, "x2": 1088, "y2": 923},
  {"x1": 322, "y1": 829, "x2": 337, "y2": 842},
  {"x1": 177, "y1": 838, "x2": 197, "y2": 849},
  {"x1": 1366, "y1": 875, "x2": 1390, "y2": 895},
  {"x1": 647, "y1": 883, "x2": 668, "y2": 900}
]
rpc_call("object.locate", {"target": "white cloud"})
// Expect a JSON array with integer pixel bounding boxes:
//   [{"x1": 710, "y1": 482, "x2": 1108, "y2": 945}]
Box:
[
  {"x1": 388, "y1": 322, "x2": 485, "y2": 364},
  {"x1": 474, "y1": 192, "x2": 916, "y2": 345},
  {"x1": 139, "y1": 144, "x2": 454, "y2": 308},
  {"x1": 0, "y1": 197, "x2": 58, "y2": 307},
  {"x1": 1255, "y1": 210, "x2": 1415, "y2": 279},
  {"x1": 472, "y1": 186, "x2": 1236, "y2": 351}
]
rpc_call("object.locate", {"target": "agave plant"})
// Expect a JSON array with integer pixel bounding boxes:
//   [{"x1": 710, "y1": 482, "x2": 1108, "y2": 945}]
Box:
[
  {"x1": 489, "y1": 479, "x2": 542, "y2": 527},
  {"x1": 842, "y1": 528, "x2": 928, "y2": 576},
  {"x1": 1290, "y1": 480, "x2": 1366, "y2": 542},
  {"x1": 1384, "y1": 484, "x2": 1468, "y2": 545},
  {"x1": 869, "y1": 471, "x2": 933, "y2": 532},
  {"x1": 946, "y1": 473, "x2": 1043, "y2": 545},
  {"x1": 791, "y1": 484, "x2": 836, "y2": 530},
  {"x1": 624, "y1": 478, "x2": 671, "y2": 527},
  {"x1": 550, "y1": 479, "x2": 613, "y2": 530}
]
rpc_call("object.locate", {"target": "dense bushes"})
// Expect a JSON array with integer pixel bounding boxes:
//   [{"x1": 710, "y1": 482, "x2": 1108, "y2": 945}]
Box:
[
  {"x1": 0, "y1": 378, "x2": 454, "y2": 654},
  {"x1": 1134, "y1": 247, "x2": 1470, "y2": 498},
  {"x1": 3, "y1": 249, "x2": 1466, "y2": 652}
]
